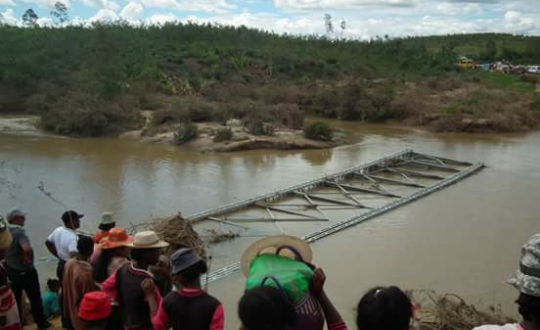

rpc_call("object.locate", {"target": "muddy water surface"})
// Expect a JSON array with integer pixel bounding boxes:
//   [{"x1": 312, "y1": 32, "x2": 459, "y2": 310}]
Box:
[{"x1": 1, "y1": 117, "x2": 539, "y2": 328}]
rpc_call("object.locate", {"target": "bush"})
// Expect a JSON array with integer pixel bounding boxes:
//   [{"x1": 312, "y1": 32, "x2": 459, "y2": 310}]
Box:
[
  {"x1": 531, "y1": 94, "x2": 540, "y2": 111},
  {"x1": 520, "y1": 75, "x2": 538, "y2": 85},
  {"x1": 243, "y1": 115, "x2": 275, "y2": 136},
  {"x1": 173, "y1": 121, "x2": 198, "y2": 145},
  {"x1": 304, "y1": 121, "x2": 333, "y2": 141},
  {"x1": 213, "y1": 127, "x2": 233, "y2": 142}
]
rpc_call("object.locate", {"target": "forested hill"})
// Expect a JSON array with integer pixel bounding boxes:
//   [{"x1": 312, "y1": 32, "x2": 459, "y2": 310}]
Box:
[{"x1": 1, "y1": 24, "x2": 539, "y2": 135}]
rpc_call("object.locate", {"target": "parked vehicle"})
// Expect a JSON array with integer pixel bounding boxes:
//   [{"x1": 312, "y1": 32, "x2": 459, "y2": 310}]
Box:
[
  {"x1": 528, "y1": 66, "x2": 540, "y2": 74},
  {"x1": 457, "y1": 57, "x2": 475, "y2": 70}
]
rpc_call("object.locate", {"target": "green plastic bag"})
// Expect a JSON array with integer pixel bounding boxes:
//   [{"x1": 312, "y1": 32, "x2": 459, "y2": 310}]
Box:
[{"x1": 245, "y1": 254, "x2": 314, "y2": 303}]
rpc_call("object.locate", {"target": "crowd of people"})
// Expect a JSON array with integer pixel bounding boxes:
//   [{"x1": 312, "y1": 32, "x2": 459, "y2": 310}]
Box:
[{"x1": 0, "y1": 208, "x2": 539, "y2": 330}]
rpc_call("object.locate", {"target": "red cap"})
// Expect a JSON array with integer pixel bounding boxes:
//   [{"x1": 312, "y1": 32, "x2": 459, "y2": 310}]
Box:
[{"x1": 78, "y1": 291, "x2": 112, "y2": 321}]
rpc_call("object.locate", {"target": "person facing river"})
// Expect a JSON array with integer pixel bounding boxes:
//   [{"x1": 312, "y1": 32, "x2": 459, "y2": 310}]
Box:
[
  {"x1": 102, "y1": 230, "x2": 169, "y2": 330},
  {"x1": 45, "y1": 210, "x2": 84, "y2": 280},
  {"x1": 0, "y1": 215, "x2": 22, "y2": 330},
  {"x1": 144, "y1": 248, "x2": 224, "y2": 330},
  {"x1": 472, "y1": 233, "x2": 540, "y2": 330},
  {"x1": 4, "y1": 209, "x2": 50, "y2": 329},
  {"x1": 92, "y1": 228, "x2": 133, "y2": 283}
]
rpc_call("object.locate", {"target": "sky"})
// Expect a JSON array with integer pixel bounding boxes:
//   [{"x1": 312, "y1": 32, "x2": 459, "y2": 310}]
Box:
[{"x1": 1, "y1": 0, "x2": 540, "y2": 38}]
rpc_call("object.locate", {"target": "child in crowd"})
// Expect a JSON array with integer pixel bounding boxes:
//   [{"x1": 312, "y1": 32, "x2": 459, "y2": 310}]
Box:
[
  {"x1": 144, "y1": 248, "x2": 224, "y2": 330},
  {"x1": 41, "y1": 279, "x2": 61, "y2": 319},
  {"x1": 78, "y1": 291, "x2": 112, "y2": 330},
  {"x1": 356, "y1": 286, "x2": 413, "y2": 330},
  {"x1": 239, "y1": 267, "x2": 346, "y2": 330}
]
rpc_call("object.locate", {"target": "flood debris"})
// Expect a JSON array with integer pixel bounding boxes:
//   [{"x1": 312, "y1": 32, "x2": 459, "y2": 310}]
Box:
[
  {"x1": 203, "y1": 228, "x2": 240, "y2": 244},
  {"x1": 131, "y1": 213, "x2": 206, "y2": 259},
  {"x1": 412, "y1": 290, "x2": 516, "y2": 330}
]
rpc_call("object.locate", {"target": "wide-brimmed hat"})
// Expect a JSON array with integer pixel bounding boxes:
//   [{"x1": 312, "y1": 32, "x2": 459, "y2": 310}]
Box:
[
  {"x1": 78, "y1": 291, "x2": 112, "y2": 321},
  {"x1": 171, "y1": 248, "x2": 203, "y2": 275},
  {"x1": 99, "y1": 228, "x2": 134, "y2": 250},
  {"x1": 62, "y1": 210, "x2": 84, "y2": 223},
  {"x1": 0, "y1": 216, "x2": 13, "y2": 250},
  {"x1": 126, "y1": 230, "x2": 169, "y2": 249},
  {"x1": 241, "y1": 235, "x2": 312, "y2": 276},
  {"x1": 6, "y1": 209, "x2": 26, "y2": 221},
  {"x1": 100, "y1": 212, "x2": 115, "y2": 226},
  {"x1": 507, "y1": 233, "x2": 540, "y2": 297}
]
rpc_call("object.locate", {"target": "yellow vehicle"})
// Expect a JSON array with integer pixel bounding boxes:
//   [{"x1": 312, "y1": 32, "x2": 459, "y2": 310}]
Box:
[{"x1": 456, "y1": 57, "x2": 475, "y2": 70}]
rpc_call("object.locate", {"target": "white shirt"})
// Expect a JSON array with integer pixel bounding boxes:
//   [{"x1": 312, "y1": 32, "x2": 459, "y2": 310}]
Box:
[{"x1": 47, "y1": 227, "x2": 78, "y2": 261}]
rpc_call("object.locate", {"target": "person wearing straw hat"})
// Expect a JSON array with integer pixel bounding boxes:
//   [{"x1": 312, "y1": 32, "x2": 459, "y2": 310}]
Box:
[
  {"x1": 239, "y1": 235, "x2": 347, "y2": 330},
  {"x1": 0, "y1": 215, "x2": 23, "y2": 330},
  {"x1": 78, "y1": 291, "x2": 112, "y2": 330},
  {"x1": 102, "y1": 230, "x2": 169, "y2": 330},
  {"x1": 473, "y1": 233, "x2": 540, "y2": 330},
  {"x1": 92, "y1": 228, "x2": 133, "y2": 283},
  {"x1": 143, "y1": 248, "x2": 224, "y2": 330},
  {"x1": 5, "y1": 208, "x2": 50, "y2": 329},
  {"x1": 91, "y1": 212, "x2": 117, "y2": 264}
]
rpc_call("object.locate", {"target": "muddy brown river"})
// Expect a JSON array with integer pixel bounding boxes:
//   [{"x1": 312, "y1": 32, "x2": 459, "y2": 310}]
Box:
[{"x1": 1, "y1": 117, "x2": 539, "y2": 328}]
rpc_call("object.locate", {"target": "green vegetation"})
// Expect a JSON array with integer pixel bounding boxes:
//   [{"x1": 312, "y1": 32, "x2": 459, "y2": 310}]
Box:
[
  {"x1": 213, "y1": 127, "x2": 233, "y2": 142},
  {"x1": 1, "y1": 22, "x2": 540, "y2": 136},
  {"x1": 173, "y1": 121, "x2": 198, "y2": 145},
  {"x1": 304, "y1": 122, "x2": 333, "y2": 141}
]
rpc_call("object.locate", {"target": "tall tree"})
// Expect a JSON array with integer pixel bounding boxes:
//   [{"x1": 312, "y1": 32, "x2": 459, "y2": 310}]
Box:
[
  {"x1": 324, "y1": 14, "x2": 333, "y2": 35},
  {"x1": 340, "y1": 19, "x2": 346, "y2": 39},
  {"x1": 50, "y1": 2, "x2": 69, "y2": 25},
  {"x1": 22, "y1": 9, "x2": 39, "y2": 27}
]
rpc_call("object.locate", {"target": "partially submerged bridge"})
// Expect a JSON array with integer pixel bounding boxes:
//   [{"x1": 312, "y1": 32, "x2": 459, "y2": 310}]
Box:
[{"x1": 185, "y1": 149, "x2": 484, "y2": 283}]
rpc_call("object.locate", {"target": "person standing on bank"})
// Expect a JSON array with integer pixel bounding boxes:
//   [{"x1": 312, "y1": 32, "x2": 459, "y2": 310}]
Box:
[
  {"x1": 144, "y1": 248, "x2": 224, "y2": 330},
  {"x1": 45, "y1": 210, "x2": 84, "y2": 280},
  {"x1": 102, "y1": 231, "x2": 169, "y2": 330},
  {"x1": 1, "y1": 215, "x2": 22, "y2": 330},
  {"x1": 91, "y1": 212, "x2": 116, "y2": 264},
  {"x1": 5, "y1": 209, "x2": 50, "y2": 329}
]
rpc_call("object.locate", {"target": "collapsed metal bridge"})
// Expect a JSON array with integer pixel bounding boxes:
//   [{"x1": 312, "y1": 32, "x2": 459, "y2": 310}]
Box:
[{"x1": 186, "y1": 149, "x2": 484, "y2": 283}]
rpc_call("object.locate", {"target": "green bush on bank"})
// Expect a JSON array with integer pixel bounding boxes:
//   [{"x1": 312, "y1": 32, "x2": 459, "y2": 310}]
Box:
[
  {"x1": 213, "y1": 127, "x2": 233, "y2": 142},
  {"x1": 304, "y1": 121, "x2": 333, "y2": 141},
  {"x1": 173, "y1": 121, "x2": 198, "y2": 144}
]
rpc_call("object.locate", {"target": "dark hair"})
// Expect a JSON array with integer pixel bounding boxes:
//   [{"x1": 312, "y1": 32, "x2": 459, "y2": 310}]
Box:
[
  {"x1": 47, "y1": 279, "x2": 60, "y2": 292},
  {"x1": 93, "y1": 250, "x2": 114, "y2": 283},
  {"x1": 77, "y1": 235, "x2": 94, "y2": 256},
  {"x1": 356, "y1": 286, "x2": 413, "y2": 330},
  {"x1": 178, "y1": 260, "x2": 207, "y2": 282},
  {"x1": 238, "y1": 286, "x2": 297, "y2": 330},
  {"x1": 517, "y1": 293, "x2": 540, "y2": 322},
  {"x1": 98, "y1": 223, "x2": 115, "y2": 231}
]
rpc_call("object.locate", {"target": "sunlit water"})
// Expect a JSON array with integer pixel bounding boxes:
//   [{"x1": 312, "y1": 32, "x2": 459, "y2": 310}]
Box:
[{"x1": 1, "y1": 117, "x2": 538, "y2": 328}]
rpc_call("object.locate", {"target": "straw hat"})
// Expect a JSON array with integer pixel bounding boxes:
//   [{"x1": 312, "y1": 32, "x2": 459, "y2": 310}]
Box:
[
  {"x1": 507, "y1": 233, "x2": 540, "y2": 297},
  {"x1": 126, "y1": 230, "x2": 169, "y2": 249},
  {"x1": 0, "y1": 216, "x2": 13, "y2": 250},
  {"x1": 241, "y1": 235, "x2": 312, "y2": 277},
  {"x1": 99, "y1": 228, "x2": 134, "y2": 250}
]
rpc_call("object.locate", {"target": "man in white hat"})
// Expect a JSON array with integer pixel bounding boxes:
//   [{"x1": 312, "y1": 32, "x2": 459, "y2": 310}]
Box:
[
  {"x1": 102, "y1": 230, "x2": 169, "y2": 330},
  {"x1": 5, "y1": 209, "x2": 50, "y2": 329},
  {"x1": 473, "y1": 234, "x2": 540, "y2": 330}
]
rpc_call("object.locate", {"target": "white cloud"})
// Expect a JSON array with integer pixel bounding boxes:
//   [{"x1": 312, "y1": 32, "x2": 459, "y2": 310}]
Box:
[
  {"x1": 19, "y1": 0, "x2": 71, "y2": 9},
  {"x1": 90, "y1": 8, "x2": 120, "y2": 22},
  {"x1": 120, "y1": 2, "x2": 144, "y2": 20},
  {"x1": 0, "y1": 9, "x2": 20, "y2": 25},
  {"x1": 436, "y1": 2, "x2": 482, "y2": 15},
  {"x1": 80, "y1": 0, "x2": 120, "y2": 11},
  {"x1": 145, "y1": 13, "x2": 179, "y2": 25},
  {"x1": 0, "y1": 0, "x2": 16, "y2": 6},
  {"x1": 36, "y1": 16, "x2": 54, "y2": 26},
  {"x1": 274, "y1": 0, "x2": 416, "y2": 11},
  {"x1": 180, "y1": 0, "x2": 236, "y2": 13},
  {"x1": 134, "y1": 0, "x2": 181, "y2": 10},
  {"x1": 503, "y1": 10, "x2": 540, "y2": 34}
]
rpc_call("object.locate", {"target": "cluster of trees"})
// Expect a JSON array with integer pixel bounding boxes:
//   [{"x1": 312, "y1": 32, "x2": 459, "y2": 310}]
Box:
[{"x1": 0, "y1": 20, "x2": 539, "y2": 136}]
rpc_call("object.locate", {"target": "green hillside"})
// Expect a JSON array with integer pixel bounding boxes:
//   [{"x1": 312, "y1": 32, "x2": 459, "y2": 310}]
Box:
[{"x1": 1, "y1": 24, "x2": 539, "y2": 135}]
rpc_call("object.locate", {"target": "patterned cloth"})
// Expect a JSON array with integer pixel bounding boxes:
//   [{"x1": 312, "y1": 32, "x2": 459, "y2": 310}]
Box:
[
  {"x1": 0, "y1": 265, "x2": 22, "y2": 330},
  {"x1": 507, "y1": 233, "x2": 540, "y2": 297}
]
